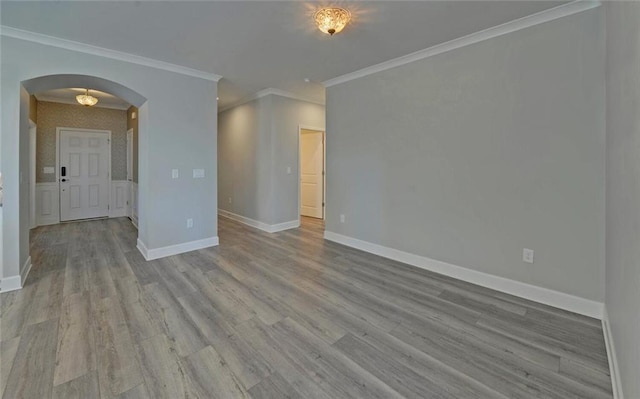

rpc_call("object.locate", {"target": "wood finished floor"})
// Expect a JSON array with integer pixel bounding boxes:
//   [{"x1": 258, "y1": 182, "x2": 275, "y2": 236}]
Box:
[{"x1": 1, "y1": 216, "x2": 612, "y2": 399}]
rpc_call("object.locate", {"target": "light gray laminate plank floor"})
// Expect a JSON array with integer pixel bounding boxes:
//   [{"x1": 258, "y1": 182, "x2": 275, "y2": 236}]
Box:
[{"x1": 0, "y1": 216, "x2": 613, "y2": 398}]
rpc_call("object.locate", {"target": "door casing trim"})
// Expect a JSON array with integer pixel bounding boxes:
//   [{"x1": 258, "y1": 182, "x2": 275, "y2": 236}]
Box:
[{"x1": 298, "y1": 125, "x2": 326, "y2": 222}]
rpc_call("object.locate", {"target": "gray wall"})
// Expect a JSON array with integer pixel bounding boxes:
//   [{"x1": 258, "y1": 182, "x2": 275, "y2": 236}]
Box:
[
  {"x1": 218, "y1": 96, "x2": 273, "y2": 224},
  {"x1": 218, "y1": 94, "x2": 325, "y2": 226},
  {"x1": 2, "y1": 36, "x2": 218, "y2": 279},
  {"x1": 605, "y1": 2, "x2": 640, "y2": 397},
  {"x1": 325, "y1": 9, "x2": 605, "y2": 301}
]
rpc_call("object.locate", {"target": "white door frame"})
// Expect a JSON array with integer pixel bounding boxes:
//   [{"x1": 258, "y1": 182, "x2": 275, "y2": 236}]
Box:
[
  {"x1": 56, "y1": 127, "x2": 112, "y2": 221},
  {"x1": 29, "y1": 119, "x2": 37, "y2": 229},
  {"x1": 298, "y1": 125, "x2": 326, "y2": 222},
  {"x1": 126, "y1": 128, "x2": 134, "y2": 218}
]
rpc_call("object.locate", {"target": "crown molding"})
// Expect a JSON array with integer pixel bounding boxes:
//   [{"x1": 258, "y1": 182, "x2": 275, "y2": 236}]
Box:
[
  {"x1": 218, "y1": 88, "x2": 325, "y2": 113},
  {"x1": 323, "y1": 0, "x2": 601, "y2": 88},
  {"x1": 0, "y1": 26, "x2": 222, "y2": 82},
  {"x1": 35, "y1": 95, "x2": 130, "y2": 110}
]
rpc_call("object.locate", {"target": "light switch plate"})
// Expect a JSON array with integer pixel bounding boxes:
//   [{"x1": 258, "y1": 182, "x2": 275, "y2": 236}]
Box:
[
  {"x1": 172, "y1": 169, "x2": 179, "y2": 179},
  {"x1": 193, "y1": 169, "x2": 205, "y2": 178},
  {"x1": 43, "y1": 167, "x2": 55, "y2": 174}
]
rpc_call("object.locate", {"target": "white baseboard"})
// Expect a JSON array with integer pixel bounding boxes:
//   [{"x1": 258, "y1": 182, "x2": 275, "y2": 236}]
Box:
[
  {"x1": 324, "y1": 231, "x2": 604, "y2": 319},
  {"x1": 21, "y1": 256, "x2": 32, "y2": 286},
  {"x1": 137, "y1": 236, "x2": 219, "y2": 261},
  {"x1": 1, "y1": 275, "x2": 22, "y2": 292},
  {"x1": 0, "y1": 256, "x2": 32, "y2": 292},
  {"x1": 602, "y1": 307, "x2": 624, "y2": 399},
  {"x1": 269, "y1": 219, "x2": 301, "y2": 233},
  {"x1": 218, "y1": 209, "x2": 300, "y2": 233}
]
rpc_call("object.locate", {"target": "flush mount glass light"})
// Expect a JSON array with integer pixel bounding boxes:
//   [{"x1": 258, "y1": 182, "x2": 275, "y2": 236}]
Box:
[
  {"x1": 76, "y1": 89, "x2": 98, "y2": 106},
  {"x1": 314, "y1": 7, "x2": 351, "y2": 36}
]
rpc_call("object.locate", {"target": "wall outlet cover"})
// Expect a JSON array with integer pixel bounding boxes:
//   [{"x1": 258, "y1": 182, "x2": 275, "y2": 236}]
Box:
[
  {"x1": 523, "y1": 248, "x2": 534, "y2": 264},
  {"x1": 43, "y1": 166, "x2": 55, "y2": 174},
  {"x1": 193, "y1": 169, "x2": 205, "y2": 178}
]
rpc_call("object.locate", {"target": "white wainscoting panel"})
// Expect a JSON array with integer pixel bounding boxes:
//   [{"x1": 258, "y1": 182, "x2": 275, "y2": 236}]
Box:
[
  {"x1": 36, "y1": 182, "x2": 60, "y2": 226},
  {"x1": 110, "y1": 180, "x2": 129, "y2": 218},
  {"x1": 131, "y1": 182, "x2": 138, "y2": 227}
]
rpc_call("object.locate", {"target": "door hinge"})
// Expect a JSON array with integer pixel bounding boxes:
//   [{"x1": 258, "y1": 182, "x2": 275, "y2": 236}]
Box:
[
  {"x1": 108, "y1": 205, "x2": 110, "y2": 210},
  {"x1": 322, "y1": 202, "x2": 325, "y2": 207}
]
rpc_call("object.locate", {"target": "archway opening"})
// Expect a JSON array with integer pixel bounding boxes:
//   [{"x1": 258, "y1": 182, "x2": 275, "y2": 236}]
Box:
[{"x1": 13, "y1": 74, "x2": 148, "y2": 290}]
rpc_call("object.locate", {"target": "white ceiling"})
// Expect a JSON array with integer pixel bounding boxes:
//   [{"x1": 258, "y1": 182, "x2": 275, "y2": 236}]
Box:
[
  {"x1": 2, "y1": 1, "x2": 565, "y2": 109},
  {"x1": 35, "y1": 88, "x2": 131, "y2": 110}
]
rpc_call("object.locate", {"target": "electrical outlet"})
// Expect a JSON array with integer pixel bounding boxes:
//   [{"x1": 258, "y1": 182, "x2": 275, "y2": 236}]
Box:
[
  {"x1": 172, "y1": 169, "x2": 179, "y2": 179},
  {"x1": 228, "y1": 197, "x2": 232, "y2": 204},
  {"x1": 193, "y1": 169, "x2": 205, "y2": 178},
  {"x1": 187, "y1": 218, "x2": 193, "y2": 228},
  {"x1": 287, "y1": 166, "x2": 291, "y2": 174},
  {"x1": 340, "y1": 214, "x2": 345, "y2": 223},
  {"x1": 523, "y1": 248, "x2": 534, "y2": 264}
]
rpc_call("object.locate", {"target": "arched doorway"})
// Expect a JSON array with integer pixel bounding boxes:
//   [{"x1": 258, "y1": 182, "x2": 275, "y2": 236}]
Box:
[{"x1": 3, "y1": 74, "x2": 148, "y2": 291}]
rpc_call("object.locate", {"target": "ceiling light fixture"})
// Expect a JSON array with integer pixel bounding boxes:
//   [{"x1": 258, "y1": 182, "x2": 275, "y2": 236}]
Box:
[
  {"x1": 76, "y1": 89, "x2": 98, "y2": 107},
  {"x1": 314, "y1": 7, "x2": 351, "y2": 36}
]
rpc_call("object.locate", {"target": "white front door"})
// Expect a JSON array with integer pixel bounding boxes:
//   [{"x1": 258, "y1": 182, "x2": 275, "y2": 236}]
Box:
[
  {"x1": 59, "y1": 129, "x2": 110, "y2": 221},
  {"x1": 300, "y1": 130, "x2": 324, "y2": 219}
]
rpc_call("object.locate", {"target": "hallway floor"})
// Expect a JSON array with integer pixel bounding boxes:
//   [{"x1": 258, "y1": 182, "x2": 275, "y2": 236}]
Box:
[{"x1": 0, "y1": 216, "x2": 612, "y2": 398}]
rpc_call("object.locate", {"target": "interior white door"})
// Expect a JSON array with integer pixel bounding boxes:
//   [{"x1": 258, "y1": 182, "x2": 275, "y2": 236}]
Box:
[
  {"x1": 300, "y1": 130, "x2": 324, "y2": 218},
  {"x1": 59, "y1": 129, "x2": 110, "y2": 221}
]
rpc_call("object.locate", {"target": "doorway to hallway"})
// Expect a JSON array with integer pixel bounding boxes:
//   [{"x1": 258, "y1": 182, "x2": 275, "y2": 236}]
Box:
[{"x1": 299, "y1": 128, "x2": 325, "y2": 219}]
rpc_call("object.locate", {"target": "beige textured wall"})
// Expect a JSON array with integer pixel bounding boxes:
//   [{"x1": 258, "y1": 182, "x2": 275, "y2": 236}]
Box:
[
  {"x1": 36, "y1": 101, "x2": 128, "y2": 182},
  {"x1": 29, "y1": 95, "x2": 37, "y2": 122},
  {"x1": 127, "y1": 105, "x2": 139, "y2": 183}
]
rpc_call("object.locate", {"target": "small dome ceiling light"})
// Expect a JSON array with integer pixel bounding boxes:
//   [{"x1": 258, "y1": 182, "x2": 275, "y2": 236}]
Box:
[
  {"x1": 314, "y1": 7, "x2": 351, "y2": 36},
  {"x1": 76, "y1": 89, "x2": 98, "y2": 107}
]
